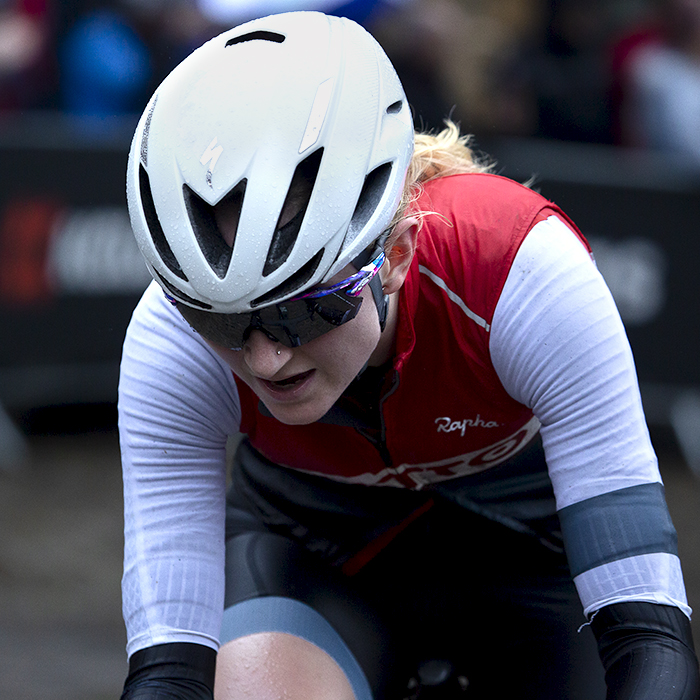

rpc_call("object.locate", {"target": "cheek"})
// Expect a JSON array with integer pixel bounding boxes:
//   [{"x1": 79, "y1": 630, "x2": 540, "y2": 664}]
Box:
[
  {"x1": 322, "y1": 295, "x2": 381, "y2": 364},
  {"x1": 206, "y1": 342, "x2": 244, "y2": 374},
  {"x1": 356, "y1": 289, "x2": 383, "y2": 342}
]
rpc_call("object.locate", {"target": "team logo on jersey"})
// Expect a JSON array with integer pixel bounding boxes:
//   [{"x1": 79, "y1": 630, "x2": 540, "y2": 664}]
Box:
[
  {"x1": 435, "y1": 415, "x2": 501, "y2": 436},
  {"x1": 293, "y1": 416, "x2": 541, "y2": 489}
]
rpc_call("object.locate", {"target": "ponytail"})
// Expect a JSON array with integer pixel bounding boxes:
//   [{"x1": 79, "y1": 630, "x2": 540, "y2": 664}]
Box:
[{"x1": 386, "y1": 121, "x2": 493, "y2": 244}]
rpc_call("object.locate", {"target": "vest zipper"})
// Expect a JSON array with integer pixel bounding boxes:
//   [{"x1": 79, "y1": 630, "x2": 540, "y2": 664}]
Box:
[{"x1": 357, "y1": 368, "x2": 399, "y2": 468}]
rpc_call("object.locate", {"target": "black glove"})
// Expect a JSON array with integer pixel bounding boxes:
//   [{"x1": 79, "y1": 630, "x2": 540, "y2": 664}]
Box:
[
  {"x1": 591, "y1": 601, "x2": 699, "y2": 700},
  {"x1": 120, "y1": 642, "x2": 216, "y2": 700}
]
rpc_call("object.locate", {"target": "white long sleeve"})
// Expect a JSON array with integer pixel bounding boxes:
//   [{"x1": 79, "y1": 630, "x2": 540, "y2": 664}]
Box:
[
  {"x1": 119, "y1": 282, "x2": 241, "y2": 656},
  {"x1": 491, "y1": 216, "x2": 689, "y2": 617}
]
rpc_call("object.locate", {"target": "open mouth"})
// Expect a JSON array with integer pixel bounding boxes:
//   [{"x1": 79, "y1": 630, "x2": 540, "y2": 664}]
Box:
[
  {"x1": 261, "y1": 369, "x2": 315, "y2": 392},
  {"x1": 273, "y1": 370, "x2": 314, "y2": 386}
]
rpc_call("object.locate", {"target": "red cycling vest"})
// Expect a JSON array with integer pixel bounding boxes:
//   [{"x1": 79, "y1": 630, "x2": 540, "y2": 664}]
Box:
[{"x1": 235, "y1": 174, "x2": 589, "y2": 488}]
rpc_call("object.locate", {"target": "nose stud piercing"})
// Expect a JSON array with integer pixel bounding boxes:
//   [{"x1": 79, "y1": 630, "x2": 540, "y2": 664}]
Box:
[{"x1": 277, "y1": 349, "x2": 281, "y2": 355}]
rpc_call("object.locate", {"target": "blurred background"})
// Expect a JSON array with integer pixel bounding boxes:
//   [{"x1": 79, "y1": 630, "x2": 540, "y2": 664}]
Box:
[{"x1": 0, "y1": 0, "x2": 699, "y2": 698}]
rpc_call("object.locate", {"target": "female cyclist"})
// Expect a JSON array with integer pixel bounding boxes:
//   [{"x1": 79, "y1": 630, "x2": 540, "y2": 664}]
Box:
[{"x1": 118, "y1": 11, "x2": 699, "y2": 700}]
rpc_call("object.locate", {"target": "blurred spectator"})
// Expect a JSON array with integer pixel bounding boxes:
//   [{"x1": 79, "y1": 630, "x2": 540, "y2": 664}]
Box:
[
  {"x1": 448, "y1": 0, "x2": 545, "y2": 135},
  {"x1": 56, "y1": 0, "x2": 217, "y2": 120},
  {"x1": 58, "y1": 1, "x2": 151, "y2": 119},
  {"x1": 610, "y1": 8, "x2": 662, "y2": 144},
  {"x1": 500, "y1": 0, "x2": 617, "y2": 144},
  {"x1": 0, "y1": 0, "x2": 55, "y2": 111},
  {"x1": 371, "y1": 0, "x2": 544, "y2": 134},
  {"x1": 368, "y1": 0, "x2": 457, "y2": 130},
  {"x1": 616, "y1": 0, "x2": 700, "y2": 162},
  {"x1": 121, "y1": 0, "x2": 218, "y2": 93}
]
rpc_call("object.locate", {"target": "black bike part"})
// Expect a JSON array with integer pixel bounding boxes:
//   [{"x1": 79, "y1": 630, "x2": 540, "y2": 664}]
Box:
[
  {"x1": 591, "y1": 601, "x2": 699, "y2": 700},
  {"x1": 410, "y1": 659, "x2": 470, "y2": 699},
  {"x1": 120, "y1": 642, "x2": 216, "y2": 700}
]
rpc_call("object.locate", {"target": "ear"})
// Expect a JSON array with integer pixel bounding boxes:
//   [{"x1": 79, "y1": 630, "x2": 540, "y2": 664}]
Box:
[{"x1": 380, "y1": 216, "x2": 419, "y2": 295}]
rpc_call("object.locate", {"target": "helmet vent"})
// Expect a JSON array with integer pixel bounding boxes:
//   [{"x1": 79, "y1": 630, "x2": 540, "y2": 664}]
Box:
[
  {"x1": 225, "y1": 31, "x2": 285, "y2": 47},
  {"x1": 139, "y1": 164, "x2": 188, "y2": 281},
  {"x1": 253, "y1": 248, "x2": 325, "y2": 307},
  {"x1": 154, "y1": 270, "x2": 212, "y2": 310},
  {"x1": 346, "y1": 163, "x2": 392, "y2": 244},
  {"x1": 140, "y1": 95, "x2": 158, "y2": 166},
  {"x1": 263, "y1": 148, "x2": 323, "y2": 277},
  {"x1": 184, "y1": 180, "x2": 247, "y2": 279},
  {"x1": 386, "y1": 100, "x2": 403, "y2": 114}
]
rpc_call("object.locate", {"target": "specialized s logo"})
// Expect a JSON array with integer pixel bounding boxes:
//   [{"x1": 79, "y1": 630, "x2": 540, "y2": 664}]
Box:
[
  {"x1": 435, "y1": 415, "x2": 501, "y2": 436},
  {"x1": 200, "y1": 137, "x2": 224, "y2": 186}
]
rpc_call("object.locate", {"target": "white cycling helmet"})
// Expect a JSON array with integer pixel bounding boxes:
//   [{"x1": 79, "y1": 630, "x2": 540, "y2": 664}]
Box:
[{"x1": 126, "y1": 10, "x2": 414, "y2": 314}]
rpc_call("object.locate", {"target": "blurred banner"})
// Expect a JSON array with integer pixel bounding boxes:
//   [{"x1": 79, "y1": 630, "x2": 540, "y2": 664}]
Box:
[{"x1": 0, "y1": 116, "x2": 148, "y2": 414}]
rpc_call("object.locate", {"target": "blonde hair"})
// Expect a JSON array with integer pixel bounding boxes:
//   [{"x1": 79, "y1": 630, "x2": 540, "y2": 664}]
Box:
[{"x1": 386, "y1": 120, "x2": 494, "y2": 243}]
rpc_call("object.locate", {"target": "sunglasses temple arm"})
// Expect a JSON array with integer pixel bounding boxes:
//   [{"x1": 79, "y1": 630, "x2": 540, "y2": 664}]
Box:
[{"x1": 368, "y1": 273, "x2": 389, "y2": 331}]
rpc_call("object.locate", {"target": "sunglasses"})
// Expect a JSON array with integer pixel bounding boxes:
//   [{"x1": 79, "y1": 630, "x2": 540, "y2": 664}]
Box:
[{"x1": 168, "y1": 248, "x2": 386, "y2": 349}]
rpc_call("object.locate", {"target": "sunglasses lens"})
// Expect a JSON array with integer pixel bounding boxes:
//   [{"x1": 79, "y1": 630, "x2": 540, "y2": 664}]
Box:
[
  {"x1": 177, "y1": 293, "x2": 362, "y2": 349},
  {"x1": 257, "y1": 294, "x2": 362, "y2": 347},
  {"x1": 177, "y1": 303, "x2": 250, "y2": 349},
  {"x1": 311, "y1": 295, "x2": 359, "y2": 326}
]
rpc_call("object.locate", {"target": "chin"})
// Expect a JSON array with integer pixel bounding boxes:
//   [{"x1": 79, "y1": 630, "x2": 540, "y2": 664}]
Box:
[{"x1": 260, "y1": 398, "x2": 333, "y2": 426}]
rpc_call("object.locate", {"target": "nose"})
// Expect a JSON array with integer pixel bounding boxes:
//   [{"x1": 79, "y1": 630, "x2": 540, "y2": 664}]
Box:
[{"x1": 243, "y1": 330, "x2": 290, "y2": 378}]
